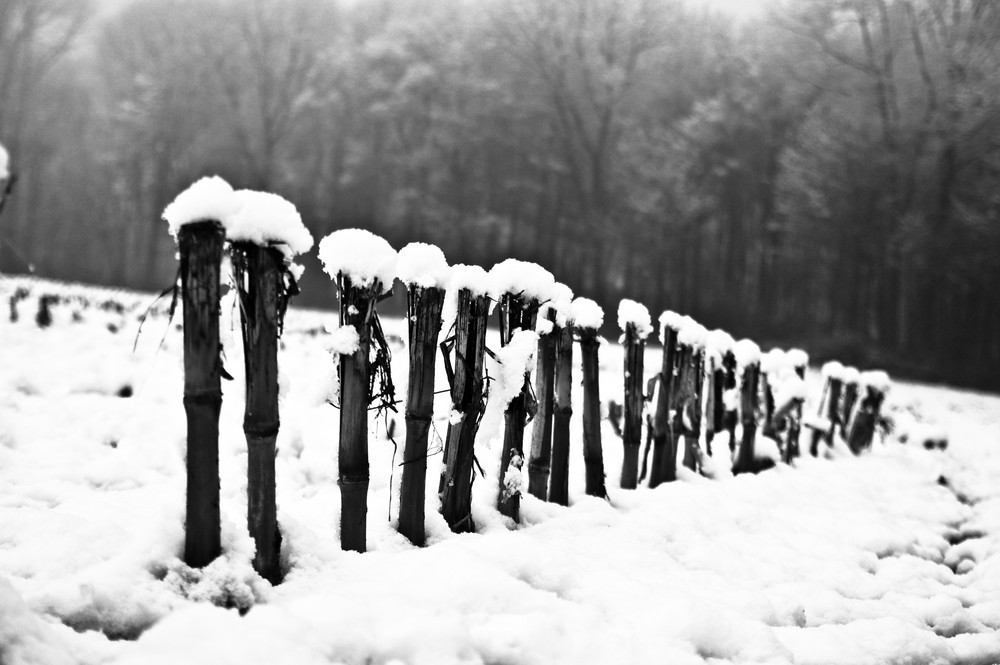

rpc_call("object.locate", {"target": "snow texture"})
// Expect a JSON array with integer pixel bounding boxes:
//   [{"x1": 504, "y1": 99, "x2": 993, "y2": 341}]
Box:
[
  {"x1": 617, "y1": 299, "x2": 653, "y2": 339},
  {"x1": 570, "y1": 298, "x2": 604, "y2": 330},
  {"x1": 733, "y1": 338, "x2": 762, "y2": 372},
  {"x1": 493, "y1": 329, "x2": 539, "y2": 408},
  {"x1": 0, "y1": 141, "x2": 9, "y2": 180},
  {"x1": 774, "y1": 374, "x2": 807, "y2": 407},
  {"x1": 544, "y1": 282, "x2": 575, "y2": 328},
  {"x1": 227, "y1": 190, "x2": 314, "y2": 259},
  {"x1": 488, "y1": 259, "x2": 555, "y2": 303},
  {"x1": 706, "y1": 329, "x2": 735, "y2": 356},
  {"x1": 761, "y1": 349, "x2": 789, "y2": 375},
  {"x1": 676, "y1": 321, "x2": 708, "y2": 348},
  {"x1": 659, "y1": 310, "x2": 687, "y2": 333},
  {"x1": 786, "y1": 348, "x2": 809, "y2": 369},
  {"x1": 446, "y1": 264, "x2": 491, "y2": 297},
  {"x1": 326, "y1": 325, "x2": 360, "y2": 356},
  {"x1": 162, "y1": 176, "x2": 241, "y2": 238},
  {"x1": 842, "y1": 366, "x2": 862, "y2": 385},
  {"x1": 822, "y1": 361, "x2": 845, "y2": 381},
  {"x1": 395, "y1": 242, "x2": 449, "y2": 289},
  {"x1": 318, "y1": 229, "x2": 397, "y2": 294}
]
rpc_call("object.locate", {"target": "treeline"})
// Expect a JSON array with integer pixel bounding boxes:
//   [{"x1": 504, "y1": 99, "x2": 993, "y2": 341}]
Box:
[{"x1": 1, "y1": 0, "x2": 998, "y2": 389}]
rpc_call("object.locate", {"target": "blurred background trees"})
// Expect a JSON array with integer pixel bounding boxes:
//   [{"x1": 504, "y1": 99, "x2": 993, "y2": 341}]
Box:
[{"x1": 0, "y1": 0, "x2": 997, "y2": 388}]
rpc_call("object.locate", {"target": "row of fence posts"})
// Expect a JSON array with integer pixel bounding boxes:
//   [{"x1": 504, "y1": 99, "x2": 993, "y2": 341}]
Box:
[{"x1": 171, "y1": 211, "x2": 889, "y2": 583}]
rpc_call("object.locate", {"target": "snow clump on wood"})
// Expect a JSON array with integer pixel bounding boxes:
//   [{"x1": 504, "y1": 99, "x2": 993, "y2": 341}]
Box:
[
  {"x1": 162, "y1": 176, "x2": 241, "y2": 238},
  {"x1": 227, "y1": 189, "x2": 314, "y2": 259},
  {"x1": 493, "y1": 329, "x2": 539, "y2": 408},
  {"x1": 733, "y1": 339, "x2": 762, "y2": 372},
  {"x1": 677, "y1": 320, "x2": 708, "y2": 348},
  {"x1": 617, "y1": 299, "x2": 653, "y2": 339},
  {"x1": 395, "y1": 242, "x2": 449, "y2": 289},
  {"x1": 786, "y1": 348, "x2": 809, "y2": 369},
  {"x1": 488, "y1": 259, "x2": 555, "y2": 302},
  {"x1": 569, "y1": 297, "x2": 603, "y2": 330},
  {"x1": 705, "y1": 329, "x2": 735, "y2": 362},
  {"x1": 861, "y1": 370, "x2": 892, "y2": 393},
  {"x1": 822, "y1": 360, "x2": 845, "y2": 380},
  {"x1": 842, "y1": 366, "x2": 861, "y2": 385},
  {"x1": 326, "y1": 325, "x2": 360, "y2": 356},
  {"x1": 318, "y1": 229, "x2": 397, "y2": 294}
]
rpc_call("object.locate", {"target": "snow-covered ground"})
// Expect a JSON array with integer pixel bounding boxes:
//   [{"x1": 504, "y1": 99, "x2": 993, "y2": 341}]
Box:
[{"x1": 1, "y1": 276, "x2": 998, "y2": 665}]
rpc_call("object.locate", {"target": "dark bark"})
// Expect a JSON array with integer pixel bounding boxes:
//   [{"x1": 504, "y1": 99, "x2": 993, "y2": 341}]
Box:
[
  {"x1": 439, "y1": 289, "x2": 489, "y2": 533},
  {"x1": 650, "y1": 326, "x2": 678, "y2": 487},
  {"x1": 338, "y1": 275, "x2": 377, "y2": 553},
  {"x1": 840, "y1": 381, "x2": 860, "y2": 440},
  {"x1": 680, "y1": 348, "x2": 704, "y2": 473},
  {"x1": 234, "y1": 243, "x2": 283, "y2": 584},
  {"x1": 398, "y1": 286, "x2": 444, "y2": 546},
  {"x1": 497, "y1": 294, "x2": 539, "y2": 522},
  {"x1": 579, "y1": 330, "x2": 606, "y2": 498},
  {"x1": 847, "y1": 386, "x2": 886, "y2": 454},
  {"x1": 784, "y1": 364, "x2": 806, "y2": 462},
  {"x1": 527, "y1": 312, "x2": 558, "y2": 500},
  {"x1": 179, "y1": 221, "x2": 224, "y2": 569},
  {"x1": 620, "y1": 324, "x2": 645, "y2": 489},
  {"x1": 732, "y1": 363, "x2": 760, "y2": 475},
  {"x1": 722, "y1": 352, "x2": 738, "y2": 454},
  {"x1": 548, "y1": 323, "x2": 574, "y2": 505}
]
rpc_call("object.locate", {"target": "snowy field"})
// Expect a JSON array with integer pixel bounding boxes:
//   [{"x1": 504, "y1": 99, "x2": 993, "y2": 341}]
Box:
[{"x1": 1, "y1": 276, "x2": 999, "y2": 665}]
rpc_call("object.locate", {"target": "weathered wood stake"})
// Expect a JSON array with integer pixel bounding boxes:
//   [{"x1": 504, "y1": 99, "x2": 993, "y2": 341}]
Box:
[
  {"x1": 548, "y1": 322, "x2": 574, "y2": 505},
  {"x1": 847, "y1": 380, "x2": 887, "y2": 454},
  {"x1": 398, "y1": 286, "x2": 444, "y2": 546},
  {"x1": 179, "y1": 221, "x2": 225, "y2": 568},
  {"x1": 527, "y1": 311, "x2": 558, "y2": 500},
  {"x1": 579, "y1": 328, "x2": 606, "y2": 497},
  {"x1": 620, "y1": 323, "x2": 645, "y2": 489},
  {"x1": 732, "y1": 361, "x2": 760, "y2": 475},
  {"x1": 650, "y1": 324, "x2": 679, "y2": 488}
]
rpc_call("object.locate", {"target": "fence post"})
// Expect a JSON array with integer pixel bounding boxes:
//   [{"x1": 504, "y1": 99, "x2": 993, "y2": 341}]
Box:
[
  {"x1": 527, "y1": 309, "x2": 558, "y2": 500},
  {"x1": 705, "y1": 330, "x2": 734, "y2": 459},
  {"x1": 319, "y1": 229, "x2": 397, "y2": 553},
  {"x1": 810, "y1": 361, "x2": 845, "y2": 455},
  {"x1": 395, "y1": 243, "x2": 448, "y2": 546},
  {"x1": 839, "y1": 366, "x2": 861, "y2": 440},
  {"x1": 573, "y1": 298, "x2": 606, "y2": 498},
  {"x1": 675, "y1": 324, "x2": 707, "y2": 473},
  {"x1": 785, "y1": 349, "x2": 808, "y2": 461},
  {"x1": 650, "y1": 313, "x2": 681, "y2": 487},
  {"x1": 439, "y1": 275, "x2": 490, "y2": 532},
  {"x1": 732, "y1": 340, "x2": 761, "y2": 475},
  {"x1": 847, "y1": 371, "x2": 890, "y2": 454},
  {"x1": 618, "y1": 300, "x2": 652, "y2": 489},
  {"x1": 179, "y1": 220, "x2": 226, "y2": 568},
  {"x1": 548, "y1": 320, "x2": 575, "y2": 505}
]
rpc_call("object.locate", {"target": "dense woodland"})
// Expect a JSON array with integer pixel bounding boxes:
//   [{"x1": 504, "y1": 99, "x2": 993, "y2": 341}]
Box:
[{"x1": 1, "y1": 0, "x2": 998, "y2": 388}]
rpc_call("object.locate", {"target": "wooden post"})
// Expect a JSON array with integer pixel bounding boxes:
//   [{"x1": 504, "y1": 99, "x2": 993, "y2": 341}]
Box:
[
  {"x1": 578, "y1": 328, "x2": 606, "y2": 498},
  {"x1": 548, "y1": 322, "x2": 574, "y2": 505},
  {"x1": 722, "y1": 351, "x2": 738, "y2": 454},
  {"x1": 732, "y1": 362, "x2": 760, "y2": 475},
  {"x1": 398, "y1": 285, "x2": 444, "y2": 546},
  {"x1": 179, "y1": 221, "x2": 225, "y2": 568},
  {"x1": 847, "y1": 374, "x2": 889, "y2": 454},
  {"x1": 527, "y1": 311, "x2": 558, "y2": 500},
  {"x1": 816, "y1": 378, "x2": 843, "y2": 453},
  {"x1": 497, "y1": 293, "x2": 540, "y2": 521},
  {"x1": 839, "y1": 368, "x2": 860, "y2": 440},
  {"x1": 620, "y1": 323, "x2": 645, "y2": 489},
  {"x1": 439, "y1": 289, "x2": 489, "y2": 532},
  {"x1": 337, "y1": 275, "x2": 378, "y2": 553},
  {"x1": 785, "y1": 363, "x2": 806, "y2": 462},
  {"x1": 650, "y1": 324, "x2": 679, "y2": 488},
  {"x1": 706, "y1": 354, "x2": 725, "y2": 456},
  {"x1": 679, "y1": 346, "x2": 704, "y2": 473},
  {"x1": 233, "y1": 243, "x2": 284, "y2": 584}
]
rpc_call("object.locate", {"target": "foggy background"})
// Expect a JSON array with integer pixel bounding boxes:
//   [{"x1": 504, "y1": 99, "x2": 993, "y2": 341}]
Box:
[{"x1": 1, "y1": 0, "x2": 998, "y2": 389}]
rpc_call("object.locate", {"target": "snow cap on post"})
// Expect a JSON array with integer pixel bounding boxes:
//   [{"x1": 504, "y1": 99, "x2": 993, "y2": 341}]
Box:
[
  {"x1": 786, "y1": 348, "x2": 809, "y2": 369},
  {"x1": 0, "y1": 142, "x2": 9, "y2": 180},
  {"x1": 677, "y1": 320, "x2": 708, "y2": 348},
  {"x1": 617, "y1": 299, "x2": 653, "y2": 339},
  {"x1": 706, "y1": 329, "x2": 735, "y2": 356},
  {"x1": 226, "y1": 189, "x2": 314, "y2": 260},
  {"x1": 733, "y1": 339, "x2": 762, "y2": 374},
  {"x1": 761, "y1": 348, "x2": 789, "y2": 375},
  {"x1": 318, "y1": 228, "x2": 397, "y2": 294},
  {"x1": 841, "y1": 366, "x2": 861, "y2": 385},
  {"x1": 570, "y1": 297, "x2": 604, "y2": 330},
  {"x1": 447, "y1": 264, "x2": 491, "y2": 297},
  {"x1": 163, "y1": 176, "x2": 241, "y2": 239},
  {"x1": 821, "y1": 360, "x2": 845, "y2": 380},
  {"x1": 861, "y1": 370, "x2": 891, "y2": 394},
  {"x1": 659, "y1": 310, "x2": 687, "y2": 336},
  {"x1": 396, "y1": 242, "x2": 450, "y2": 289},
  {"x1": 774, "y1": 373, "x2": 807, "y2": 407},
  {"x1": 488, "y1": 259, "x2": 555, "y2": 302}
]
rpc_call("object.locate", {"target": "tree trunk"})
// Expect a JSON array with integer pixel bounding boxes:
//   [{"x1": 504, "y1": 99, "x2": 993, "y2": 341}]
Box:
[
  {"x1": 527, "y1": 312, "x2": 558, "y2": 500},
  {"x1": 579, "y1": 330, "x2": 606, "y2": 498},
  {"x1": 338, "y1": 276, "x2": 376, "y2": 553},
  {"x1": 620, "y1": 324, "x2": 645, "y2": 489},
  {"x1": 732, "y1": 363, "x2": 760, "y2": 475},
  {"x1": 398, "y1": 286, "x2": 444, "y2": 546},
  {"x1": 650, "y1": 326, "x2": 678, "y2": 487},
  {"x1": 235, "y1": 243, "x2": 283, "y2": 584},
  {"x1": 440, "y1": 289, "x2": 489, "y2": 533},
  {"x1": 179, "y1": 221, "x2": 224, "y2": 568},
  {"x1": 548, "y1": 323, "x2": 574, "y2": 505}
]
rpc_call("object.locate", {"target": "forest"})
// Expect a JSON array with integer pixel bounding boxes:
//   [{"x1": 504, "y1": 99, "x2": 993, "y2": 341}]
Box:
[{"x1": 0, "y1": 0, "x2": 998, "y2": 389}]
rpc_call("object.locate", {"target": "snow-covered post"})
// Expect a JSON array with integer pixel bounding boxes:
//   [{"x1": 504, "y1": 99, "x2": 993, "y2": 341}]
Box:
[
  {"x1": 847, "y1": 371, "x2": 891, "y2": 454},
  {"x1": 784, "y1": 349, "x2": 809, "y2": 461},
  {"x1": 0, "y1": 142, "x2": 15, "y2": 220},
  {"x1": 705, "y1": 330, "x2": 735, "y2": 457},
  {"x1": 547, "y1": 285, "x2": 575, "y2": 506},
  {"x1": 574, "y1": 299, "x2": 607, "y2": 498},
  {"x1": 760, "y1": 349, "x2": 787, "y2": 439},
  {"x1": 227, "y1": 190, "x2": 312, "y2": 583},
  {"x1": 650, "y1": 312, "x2": 683, "y2": 488},
  {"x1": 163, "y1": 177, "x2": 240, "y2": 568},
  {"x1": 491, "y1": 260, "x2": 553, "y2": 522},
  {"x1": 319, "y1": 229, "x2": 398, "y2": 553},
  {"x1": 618, "y1": 300, "x2": 652, "y2": 489},
  {"x1": 528, "y1": 283, "x2": 573, "y2": 502},
  {"x1": 732, "y1": 340, "x2": 761, "y2": 475},
  {"x1": 495, "y1": 330, "x2": 540, "y2": 520},
  {"x1": 677, "y1": 323, "x2": 708, "y2": 473},
  {"x1": 839, "y1": 366, "x2": 861, "y2": 440},
  {"x1": 395, "y1": 244, "x2": 448, "y2": 546},
  {"x1": 810, "y1": 361, "x2": 845, "y2": 455},
  {"x1": 439, "y1": 266, "x2": 490, "y2": 533}
]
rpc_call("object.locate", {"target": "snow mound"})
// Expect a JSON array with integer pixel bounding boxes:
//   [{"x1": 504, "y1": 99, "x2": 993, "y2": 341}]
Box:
[
  {"x1": 842, "y1": 366, "x2": 861, "y2": 385},
  {"x1": 786, "y1": 348, "x2": 809, "y2": 369},
  {"x1": 162, "y1": 176, "x2": 241, "y2": 238},
  {"x1": 617, "y1": 300, "x2": 653, "y2": 339},
  {"x1": 318, "y1": 229, "x2": 397, "y2": 293},
  {"x1": 861, "y1": 370, "x2": 892, "y2": 393},
  {"x1": 659, "y1": 310, "x2": 686, "y2": 333},
  {"x1": 543, "y1": 282, "x2": 575, "y2": 328},
  {"x1": 395, "y1": 242, "x2": 449, "y2": 289},
  {"x1": 488, "y1": 259, "x2": 555, "y2": 303},
  {"x1": 447, "y1": 264, "x2": 491, "y2": 297},
  {"x1": 774, "y1": 374, "x2": 807, "y2": 407},
  {"x1": 761, "y1": 349, "x2": 790, "y2": 375},
  {"x1": 227, "y1": 190, "x2": 313, "y2": 259},
  {"x1": 570, "y1": 298, "x2": 604, "y2": 330},
  {"x1": 493, "y1": 329, "x2": 538, "y2": 408},
  {"x1": 677, "y1": 321, "x2": 708, "y2": 348},
  {"x1": 733, "y1": 339, "x2": 761, "y2": 371},
  {"x1": 822, "y1": 361, "x2": 845, "y2": 380},
  {"x1": 706, "y1": 329, "x2": 735, "y2": 357}
]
